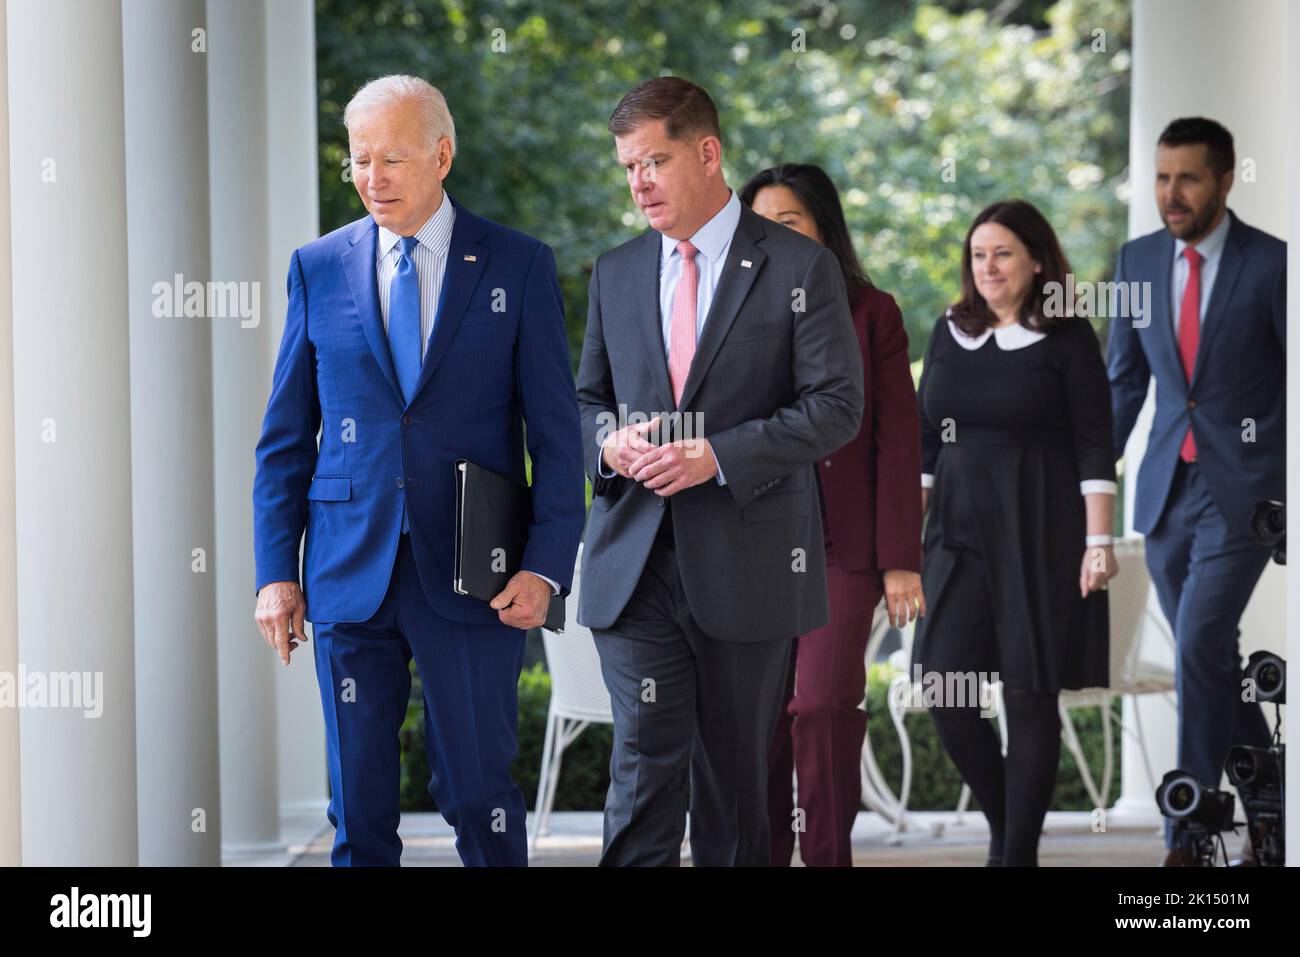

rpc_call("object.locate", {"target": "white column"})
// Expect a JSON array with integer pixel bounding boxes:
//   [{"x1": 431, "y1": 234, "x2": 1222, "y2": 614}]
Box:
[
  {"x1": 1114, "y1": 0, "x2": 1289, "y2": 824},
  {"x1": 265, "y1": 0, "x2": 328, "y2": 822},
  {"x1": 0, "y1": 0, "x2": 21, "y2": 868},
  {"x1": 1287, "y1": 2, "x2": 1299, "y2": 869},
  {"x1": 208, "y1": 0, "x2": 281, "y2": 856},
  {"x1": 122, "y1": 0, "x2": 221, "y2": 866},
  {"x1": 7, "y1": 0, "x2": 138, "y2": 864}
]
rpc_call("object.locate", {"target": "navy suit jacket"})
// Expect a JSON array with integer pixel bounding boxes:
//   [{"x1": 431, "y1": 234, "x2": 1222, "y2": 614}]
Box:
[
  {"x1": 1108, "y1": 209, "x2": 1286, "y2": 537},
  {"x1": 253, "y1": 193, "x2": 585, "y2": 625}
]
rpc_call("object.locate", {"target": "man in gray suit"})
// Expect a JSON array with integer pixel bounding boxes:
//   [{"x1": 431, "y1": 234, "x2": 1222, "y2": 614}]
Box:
[{"x1": 575, "y1": 77, "x2": 864, "y2": 866}]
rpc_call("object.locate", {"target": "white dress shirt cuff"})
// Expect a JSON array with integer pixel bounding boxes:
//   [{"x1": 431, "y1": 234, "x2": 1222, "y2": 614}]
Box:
[
  {"x1": 596, "y1": 439, "x2": 617, "y2": 479},
  {"x1": 921, "y1": 473, "x2": 935, "y2": 489},
  {"x1": 525, "y1": 571, "x2": 560, "y2": 596},
  {"x1": 1080, "y1": 479, "x2": 1118, "y2": 496}
]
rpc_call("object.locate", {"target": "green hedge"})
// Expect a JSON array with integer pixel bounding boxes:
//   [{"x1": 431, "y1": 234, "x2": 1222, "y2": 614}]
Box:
[
  {"x1": 400, "y1": 662, "x2": 613, "y2": 812},
  {"x1": 399, "y1": 661, "x2": 1118, "y2": 813}
]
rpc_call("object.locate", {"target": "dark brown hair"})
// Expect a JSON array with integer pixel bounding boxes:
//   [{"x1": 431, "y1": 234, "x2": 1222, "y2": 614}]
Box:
[
  {"x1": 608, "y1": 76, "x2": 722, "y2": 144},
  {"x1": 949, "y1": 199, "x2": 1073, "y2": 337},
  {"x1": 1158, "y1": 117, "x2": 1235, "y2": 179}
]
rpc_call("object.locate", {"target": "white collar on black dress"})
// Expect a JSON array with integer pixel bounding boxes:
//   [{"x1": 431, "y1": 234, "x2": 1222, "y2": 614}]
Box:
[{"x1": 946, "y1": 309, "x2": 1046, "y2": 350}]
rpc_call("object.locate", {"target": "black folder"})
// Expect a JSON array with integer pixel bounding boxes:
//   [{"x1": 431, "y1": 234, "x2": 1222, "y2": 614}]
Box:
[{"x1": 453, "y1": 459, "x2": 564, "y2": 632}]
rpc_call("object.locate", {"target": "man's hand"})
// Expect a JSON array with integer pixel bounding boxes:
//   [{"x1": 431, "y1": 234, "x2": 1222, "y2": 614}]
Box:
[
  {"x1": 630, "y1": 437, "x2": 718, "y2": 497},
  {"x1": 255, "y1": 581, "x2": 307, "y2": 666},
  {"x1": 490, "y1": 570, "x2": 553, "y2": 630},
  {"x1": 601, "y1": 416, "x2": 662, "y2": 478}
]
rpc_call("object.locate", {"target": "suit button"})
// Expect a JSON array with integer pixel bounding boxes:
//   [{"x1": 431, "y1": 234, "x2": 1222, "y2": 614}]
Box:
[
  {"x1": 824, "y1": 460, "x2": 832, "y2": 467},
  {"x1": 656, "y1": 497, "x2": 665, "y2": 508},
  {"x1": 395, "y1": 477, "x2": 405, "y2": 489},
  {"x1": 402, "y1": 414, "x2": 414, "y2": 426},
  {"x1": 1187, "y1": 399, "x2": 1197, "y2": 409}
]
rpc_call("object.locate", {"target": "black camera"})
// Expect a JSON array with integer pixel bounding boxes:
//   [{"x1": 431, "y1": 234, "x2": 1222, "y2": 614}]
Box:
[
  {"x1": 1226, "y1": 745, "x2": 1282, "y2": 789},
  {"x1": 1156, "y1": 770, "x2": 1236, "y2": 828},
  {"x1": 1244, "y1": 649, "x2": 1286, "y2": 705},
  {"x1": 1252, "y1": 500, "x2": 1285, "y2": 564},
  {"x1": 1155, "y1": 653, "x2": 1286, "y2": 866},
  {"x1": 1225, "y1": 744, "x2": 1285, "y2": 867},
  {"x1": 1155, "y1": 770, "x2": 1235, "y2": 867}
]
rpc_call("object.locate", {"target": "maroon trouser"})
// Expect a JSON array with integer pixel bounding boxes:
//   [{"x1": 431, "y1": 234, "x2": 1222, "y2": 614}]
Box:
[{"x1": 766, "y1": 536, "x2": 883, "y2": 867}]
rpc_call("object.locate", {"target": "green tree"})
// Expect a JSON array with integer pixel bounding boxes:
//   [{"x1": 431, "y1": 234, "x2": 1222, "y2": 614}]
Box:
[{"x1": 315, "y1": 0, "x2": 1131, "y2": 364}]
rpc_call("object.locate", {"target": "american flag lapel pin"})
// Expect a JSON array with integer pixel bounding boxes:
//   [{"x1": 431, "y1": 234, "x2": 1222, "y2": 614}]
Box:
[
  {"x1": 464, "y1": 254, "x2": 477, "y2": 262},
  {"x1": 740, "y1": 259, "x2": 752, "y2": 268}
]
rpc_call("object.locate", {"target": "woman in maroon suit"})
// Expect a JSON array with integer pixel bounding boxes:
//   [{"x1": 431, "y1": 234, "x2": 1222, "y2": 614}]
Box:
[{"x1": 741, "y1": 164, "x2": 925, "y2": 866}]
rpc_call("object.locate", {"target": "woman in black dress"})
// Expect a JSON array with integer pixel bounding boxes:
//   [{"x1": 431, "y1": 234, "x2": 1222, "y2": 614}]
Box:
[{"x1": 913, "y1": 199, "x2": 1117, "y2": 866}]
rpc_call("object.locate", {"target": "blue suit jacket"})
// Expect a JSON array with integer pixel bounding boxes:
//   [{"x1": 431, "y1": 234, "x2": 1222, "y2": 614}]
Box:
[
  {"x1": 253, "y1": 193, "x2": 586, "y2": 625},
  {"x1": 1109, "y1": 209, "x2": 1286, "y2": 537}
]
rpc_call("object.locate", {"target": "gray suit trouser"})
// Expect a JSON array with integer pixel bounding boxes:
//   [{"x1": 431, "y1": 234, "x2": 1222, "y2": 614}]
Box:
[{"x1": 592, "y1": 512, "x2": 793, "y2": 866}]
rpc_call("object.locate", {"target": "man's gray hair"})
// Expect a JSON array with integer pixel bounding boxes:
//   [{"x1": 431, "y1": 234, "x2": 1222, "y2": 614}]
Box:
[{"x1": 343, "y1": 75, "x2": 457, "y2": 157}]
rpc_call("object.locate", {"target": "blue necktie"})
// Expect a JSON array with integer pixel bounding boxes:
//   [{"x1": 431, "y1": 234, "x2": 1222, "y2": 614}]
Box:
[
  {"x1": 388, "y1": 236, "x2": 421, "y2": 532},
  {"x1": 389, "y1": 235, "x2": 422, "y2": 404}
]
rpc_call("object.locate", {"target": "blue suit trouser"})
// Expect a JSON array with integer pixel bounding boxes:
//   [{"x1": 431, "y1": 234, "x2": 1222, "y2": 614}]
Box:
[
  {"x1": 312, "y1": 533, "x2": 528, "y2": 866},
  {"x1": 1143, "y1": 460, "x2": 1274, "y2": 848}
]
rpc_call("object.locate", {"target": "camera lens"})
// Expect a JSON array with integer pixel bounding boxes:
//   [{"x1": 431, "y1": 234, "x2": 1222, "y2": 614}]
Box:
[
  {"x1": 1163, "y1": 776, "x2": 1199, "y2": 817},
  {"x1": 1228, "y1": 749, "x2": 1258, "y2": 786}
]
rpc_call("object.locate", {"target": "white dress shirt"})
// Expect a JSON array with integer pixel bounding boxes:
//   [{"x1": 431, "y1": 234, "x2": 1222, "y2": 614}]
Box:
[{"x1": 597, "y1": 190, "x2": 741, "y2": 484}]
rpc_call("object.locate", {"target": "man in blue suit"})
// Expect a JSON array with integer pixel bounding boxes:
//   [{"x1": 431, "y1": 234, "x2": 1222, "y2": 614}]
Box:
[
  {"x1": 1108, "y1": 117, "x2": 1286, "y2": 866},
  {"x1": 252, "y1": 75, "x2": 585, "y2": 866}
]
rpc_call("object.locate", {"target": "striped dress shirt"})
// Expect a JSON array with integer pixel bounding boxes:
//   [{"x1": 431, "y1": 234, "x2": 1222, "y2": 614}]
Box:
[{"x1": 376, "y1": 190, "x2": 456, "y2": 357}]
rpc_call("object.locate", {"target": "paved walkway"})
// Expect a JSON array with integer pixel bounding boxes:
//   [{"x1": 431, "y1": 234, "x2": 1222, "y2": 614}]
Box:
[{"x1": 223, "y1": 809, "x2": 1168, "y2": 867}]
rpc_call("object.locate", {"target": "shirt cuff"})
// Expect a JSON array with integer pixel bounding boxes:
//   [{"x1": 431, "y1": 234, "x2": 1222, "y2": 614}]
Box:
[
  {"x1": 1080, "y1": 479, "x2": 1118, "y2": 496},
  {"x1": 711, "y1": 443, "x2": 727, "y2": 486},
  {"x1": 596, "y1": 439, "x2": 617, "y2": 479},
  {"x1": 921, "y1": 473, "x2": 935, "y2": 489},
  {"x1": 525, "y1": 570, "x2": 560, "y2": 596}
]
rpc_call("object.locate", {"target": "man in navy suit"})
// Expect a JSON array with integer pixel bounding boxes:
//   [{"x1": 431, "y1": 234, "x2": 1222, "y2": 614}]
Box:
[
  {"x1": 1108, "y1": 117, "x2": 1286, "y2": 866},
  {"x1": 252, "y1": 75, "x2": 585, "y2": 866}
]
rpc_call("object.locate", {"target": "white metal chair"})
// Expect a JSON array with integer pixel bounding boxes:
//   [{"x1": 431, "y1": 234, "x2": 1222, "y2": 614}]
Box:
[
  {"x1": 1057, "y1": 535, "x2": 1176, "y2": 810},
  {"x1": 861, "y1": 535, "x2": 1176, "y2": 842},
  {"x1": 528, "y1": 543, "x2": 614, "y2": 859}
]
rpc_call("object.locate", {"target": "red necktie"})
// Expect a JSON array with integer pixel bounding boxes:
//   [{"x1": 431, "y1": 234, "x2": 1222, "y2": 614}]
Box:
[{"x1": 1177, "y1": 246, "x2": 1202, "y2": 462}]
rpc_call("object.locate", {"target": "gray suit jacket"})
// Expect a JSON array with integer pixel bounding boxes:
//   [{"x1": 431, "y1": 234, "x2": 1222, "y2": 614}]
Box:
[{"x1": 575, "y1": 202, "x2": 865, "y2": 642}]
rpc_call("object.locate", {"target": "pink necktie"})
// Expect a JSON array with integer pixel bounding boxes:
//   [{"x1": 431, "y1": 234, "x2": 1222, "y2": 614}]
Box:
[
  {"x1": 1178, "y1": 246, "x2": 1202, "y2": 462},
  {"x1": 668, "y1": 240, "x2": 699, "y2": 407}
]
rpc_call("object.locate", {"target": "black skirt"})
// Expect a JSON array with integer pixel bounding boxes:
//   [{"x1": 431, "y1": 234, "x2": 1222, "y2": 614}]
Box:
[{"x1": 911, "y1": 439, "x2": 1110, "y2": 692}]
